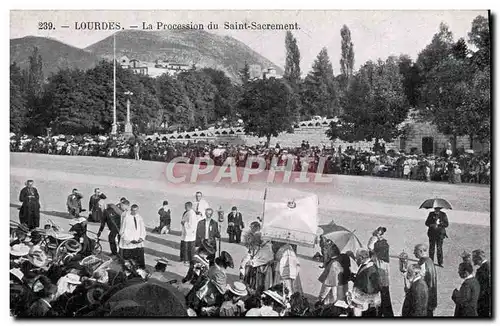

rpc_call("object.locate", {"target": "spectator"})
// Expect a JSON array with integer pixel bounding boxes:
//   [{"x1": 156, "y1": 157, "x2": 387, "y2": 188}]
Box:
[{"x1": 452, "y1": 262, "x2": 480, "y2": 317}]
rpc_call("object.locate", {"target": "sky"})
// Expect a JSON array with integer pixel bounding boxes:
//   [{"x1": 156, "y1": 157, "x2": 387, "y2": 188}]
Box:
[{"x1": 10, "y1": 10, "x2": 487, "y2": 75}]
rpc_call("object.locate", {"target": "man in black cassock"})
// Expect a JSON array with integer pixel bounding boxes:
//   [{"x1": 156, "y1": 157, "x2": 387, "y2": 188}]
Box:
[
  {"x1": 89, "y1": 188, "x2": 107, "y2": 223},
  {"x1": 18, "y1": 180, "x2": 40, "y2": 230}
]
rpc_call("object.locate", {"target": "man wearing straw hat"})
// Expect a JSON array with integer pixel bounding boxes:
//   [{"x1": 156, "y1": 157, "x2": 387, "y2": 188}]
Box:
[{"x1": 149, "y1": 258, "x2": 170, "y2": 282}]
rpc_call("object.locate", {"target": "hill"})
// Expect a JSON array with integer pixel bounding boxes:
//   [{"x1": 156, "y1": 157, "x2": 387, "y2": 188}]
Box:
[
  {"x1": 85, "y1": 29, "x2": 283, "y2": 82},
  {"x1": 10, "y1": 36, "x2": 101, "y2": 76}
]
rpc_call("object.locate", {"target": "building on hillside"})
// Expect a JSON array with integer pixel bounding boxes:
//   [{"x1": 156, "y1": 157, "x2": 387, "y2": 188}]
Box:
[
  {"x1": 120, "y1": 56, "x2": 130, "y2": 69},
  {"x1": 263, "y1": 67, "x2": 278, "y2": 79},
  {"x1": 154, "y1": 59, "x2": 191, "y2": 76},
  {"x1": 249, "y1": 64, "x2": 262, "y2": 80},
  {"x1": 128, "y1": 59, "x2": 148, "y2": 75},
  {"x1": 119, "y1": 56, "x2": 148, "y2": 75}
]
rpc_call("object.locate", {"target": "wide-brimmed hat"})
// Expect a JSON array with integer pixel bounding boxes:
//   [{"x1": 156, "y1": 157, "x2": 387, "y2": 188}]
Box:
[
  {"x1": 155, "y1": 258, "x2": 169, "y2": 266},
  {"x1": 200, "y1": 239, "x2": 216, "y2": 255},
  {"x1": 27, "y1": 249, "x2": 48, "y2": 268},
  {"x1": 219, "y1": 251, "x2": 234, "y2": 269},
  {"x1": 87, "y1": 286, "x2": 106, "y2": 305},
  {"x1": 10, "y1": 244, "x2": 30, "y2": 257},
  {"x1": 65, "y1": 273, "x2": 82, "y2": 285},
  {"x1": 263, "y1": 290, "x2": 286, "y2": 307},
  {"x1": 228, "y1": 281, "x2": 248, "y2": 297},
  {"x1": 65, "y1": 239, "x2": 83, "y2": 253}
]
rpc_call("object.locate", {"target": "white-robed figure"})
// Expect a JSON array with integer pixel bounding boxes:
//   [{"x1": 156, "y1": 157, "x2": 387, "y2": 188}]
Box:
[
  {"x1": 273, "y1": 243, "x2": 303, "y2": 296},
  {"x1": 194, "y1": 191, "x2": 210, "y2": 222},
  {"x1": 239, "y1": 222, "x2": 274, "y2": 294}
]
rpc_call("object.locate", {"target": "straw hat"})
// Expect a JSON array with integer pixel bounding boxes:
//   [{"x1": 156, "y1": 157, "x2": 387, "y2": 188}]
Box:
[
  {"x1": 263, "y1": 290, "x2": 286, "y2": 307},
  {"x1": 228, "y1": 281, "x2": 248, "y2": 297},
  {"x1": 10, "y1": 244, "x2": 30, "y2": 257},
  {"x1": 155, "y1": 258, "x2": 169, "y2": 265},
  {"x1": 10, "y1": 268, "x2": 24, "y2": 282},
  {"x1": 27, "y1": 249, "x2": 48, "y2": 268},
  {"x1": 65, "y1": 239, "x2": 83, "y2": 253}
]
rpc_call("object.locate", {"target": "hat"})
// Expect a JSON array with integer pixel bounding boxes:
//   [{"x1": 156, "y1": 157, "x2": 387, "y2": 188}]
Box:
[
  {"x1": 10, "y1": 268, "x2": 24, "y2": 282},
  {"x1": 73, "y1": 217, "x2": 87, "y2": 225},
  {"x1": 28, "y1": 250, "x2": 48, "y2": 268},
  {"x1": 231, "y1": 206, "x2": 237, "y2": 211},
  {"x1": 228, "y1": 281, "x2": 248, "y2": 297},
  {"x1": 263, "y1": 290, "x2": 286, "y2": 307},
  {"x1": 65, "y1": 239, "x2": 83, "y2": 253},
  {"x1": 200, "y1": 239, "x2": 216, "y2": 255},
  {"x1": 86, "y1": 286, "x2": 106, "y2": 305},
  {"x1": 65, "y1": 273, "x2": 82, "y2": 285},
  {"x1": 155, "y1": 258, "x2": 169, "y2": 265},
  {"x1": 219, "y1": 251, "x2": 234, "y2": 269},
  {"x1": 376, "y1": 227, "x2": 387, "y2": 235},
  {"x1": 10, "y1": 244, "x2": 30, "y2": 257}
]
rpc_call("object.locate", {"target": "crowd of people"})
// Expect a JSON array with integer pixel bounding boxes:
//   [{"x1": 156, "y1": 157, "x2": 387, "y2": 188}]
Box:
[
  {"x1": 11, "y1": 181, "x2": 491, "y2": 317},
  {"x1": 10, "y1": 134, "x2": 490, "y2": 184}
]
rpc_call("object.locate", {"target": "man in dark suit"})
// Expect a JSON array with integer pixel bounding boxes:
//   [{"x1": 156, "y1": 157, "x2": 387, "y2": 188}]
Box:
[
  {"x1": 452, "y1": 262, "x2": 480, "y2": 317},
  {"x1": 402, "y1": 264, "x2": 428, "y2": 317},
  {"x1": 425, "y1": 207, "x2": 449, "y2": 267},
  {"x1": 89, "y1": 188, "x2": 107, "y2": 223},
  {"x1": 227, "y1": 206, "x2": 244, "y2": 244},
  {"x1": 195, "y1": 208, "x2": 220, "y2": 252},
  {"x1": 472, "y1": 249, "x2": 490, "y2": 317},
  {"x1": 67, "y1": 188, "x2": 83, "y2": 219},
  {"x1": 18, "y1": 180, "x2": 41, "y2": 230},
  {"x1": 97, "y1": 198, "x2": 126, "y2": 256},
  {"x1": 352, "y1": 249, "x2": 381, "y2": 317},
  {"x1": 414, "y1": 243, "x2": 438, "y2": 316}
]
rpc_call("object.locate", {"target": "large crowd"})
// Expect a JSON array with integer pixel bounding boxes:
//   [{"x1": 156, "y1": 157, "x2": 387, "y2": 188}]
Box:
[
  {"x1": 10, "y1": 180, "x2": 491, "y2": 318},
  {"x1": 10, "y1": 134, "x2": 490, "y2": 184}
]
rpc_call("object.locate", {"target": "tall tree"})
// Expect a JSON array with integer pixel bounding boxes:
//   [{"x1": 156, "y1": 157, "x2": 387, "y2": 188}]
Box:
[
  {"x1": 284, "y1": 31, "x2": 301, "y2": 85},
  {"x1": 239, "y1": 62, "x2": 251, "y2": 84},
  {"x1": 301, "y1": 47, "x2": 339, "y2": 118},
  {"x1": 340, "y1": 25, "x2": 355, "y2": 83},
  {"x1": 327, "y1": 57, "x2": 409, "y2": 145},
  {"x1": 10, "y1": 62, "x2": 28, "y2": 133},
  {"x1": 397, "y1": 54, "x2": 421, "y2": 107},
  {"x1": 468, "y1": 15, "x2": 490, "y2": 70},
  {"x1": 238, "y1": 78, "x2": 298, "y2": 147}
]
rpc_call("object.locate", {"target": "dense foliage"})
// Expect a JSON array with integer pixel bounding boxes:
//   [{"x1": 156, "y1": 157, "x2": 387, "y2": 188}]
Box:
[{"x1": 10, "y1": 15, "x2": 490, "y2": 149}]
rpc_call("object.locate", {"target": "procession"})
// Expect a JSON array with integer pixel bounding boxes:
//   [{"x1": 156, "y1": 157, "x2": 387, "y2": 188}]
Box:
[
  {"x1": 10, "y1": 9, "x2": 491, "y2": 319},
  {"x1": 9, "y1": 179, "x2": 491, "y2": 317}
]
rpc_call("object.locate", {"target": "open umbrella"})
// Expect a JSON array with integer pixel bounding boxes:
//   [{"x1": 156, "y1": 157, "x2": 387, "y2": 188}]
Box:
[
  {"x1": 419, "y1": 198, "x2": 452, "y2": 210},
  {"x1": 104, "y1": 279, "x2": 187, "y2": 317},
  {"x1": 319, "y1": 221, "x2": 363, "y2": 253}
]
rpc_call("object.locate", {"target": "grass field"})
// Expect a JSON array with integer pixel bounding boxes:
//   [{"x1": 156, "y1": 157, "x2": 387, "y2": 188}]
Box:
[{"x1": 10, "y1": 153, "x2": 491, "y2": 316}]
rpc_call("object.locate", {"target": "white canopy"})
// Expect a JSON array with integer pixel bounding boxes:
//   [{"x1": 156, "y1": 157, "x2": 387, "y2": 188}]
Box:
[{"x1": 261, "y1": 188, "x2": 319, "y2": 248}]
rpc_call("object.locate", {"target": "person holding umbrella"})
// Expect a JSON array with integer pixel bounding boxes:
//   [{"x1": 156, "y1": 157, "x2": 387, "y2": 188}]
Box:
[{"x1": 424, "y1": 206, "x2": 449, "y2": 268}]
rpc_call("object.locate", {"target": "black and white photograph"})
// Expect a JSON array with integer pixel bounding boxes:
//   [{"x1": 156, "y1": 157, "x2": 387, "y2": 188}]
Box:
[{"x1": 8, "y1": 8, "x2": 491, "y2": 318}]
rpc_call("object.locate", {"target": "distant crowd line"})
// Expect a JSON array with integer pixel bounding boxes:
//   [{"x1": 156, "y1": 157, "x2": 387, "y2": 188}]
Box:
[{"x1": 10, "y1": 134, "x2": 490, "y2": 185}]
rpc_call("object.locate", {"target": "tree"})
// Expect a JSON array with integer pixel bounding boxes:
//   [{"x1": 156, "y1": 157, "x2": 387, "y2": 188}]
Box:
[
  {"x1": 327, "y1": 57, "x2": 409, "y2": 145},
  {"x1": 24, "y1": 47, "x2": 45, "y2": 134},
  {"x1": 340, "y1": 25, "x2": 355, "y2": 85},
  {"x1": 10, "y1": 63, "x2": 28, "y2": 133},
  {"x1": 301, "y1": 47, "x2": 340, "y2": 118},
  {"x1": 238, "y1": 78, "x2": 298, "y2": 147},
  {"x1": 416, "y1": 22, "x2": 454, "y2": 77},
  {"x1": 284, "y1": 31, "x2": 301, "y2": 85},
  {"x1": 468, "y1": 15, "x2": 490, "y2": 70},
  {"x1": 397, "y1": 54, "x2": 421, "y2": 107},
  {"x1": 156, "y1": 73, "x2": 194, "y2": 128},
  {"x1": 202, "y1": 68, "x2": 240, "y2": 122},
  {"x1": 239, "y1": 62, "x2": 251, "y2": 84}
]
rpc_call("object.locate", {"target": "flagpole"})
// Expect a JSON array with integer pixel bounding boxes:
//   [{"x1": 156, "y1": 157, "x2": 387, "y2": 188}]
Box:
[
  {"x1": 261, "y1": 188, "x2": 267, "y2": 225},
  {"x1": 111, "y1": 33, "x2": 117, "y2": 135}
]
